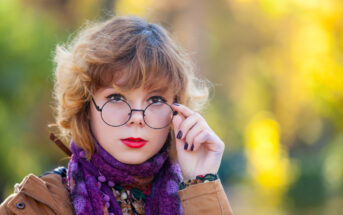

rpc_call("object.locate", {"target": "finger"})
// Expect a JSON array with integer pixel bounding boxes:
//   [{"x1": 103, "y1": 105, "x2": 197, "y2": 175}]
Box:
[
  {"x1": 177, "y1": 113, "x2": 201, "y2": 140},
  {"x1": 172, "y1": 114, "x2": 183, "y2": 138},
  {"x1": 184, "y1": 123, "x2": 205, "y2": 151},
  {"x1": 192, "y1": 130, "x2": 210, "y2": 151},
  {"x1": 172, "y1": 103, "x2": 194, "y2": 118},
  {"x1": 172, "y1": 114, "x2": 189, "y2": 151}
]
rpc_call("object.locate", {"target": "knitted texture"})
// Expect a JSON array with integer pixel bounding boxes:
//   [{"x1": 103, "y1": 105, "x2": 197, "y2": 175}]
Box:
[{"x1": 67, "y1": 133, "x2": 183, "y2": 215}]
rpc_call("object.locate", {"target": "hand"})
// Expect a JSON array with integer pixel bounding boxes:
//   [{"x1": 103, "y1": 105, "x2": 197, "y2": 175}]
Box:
[{"x1": 171, "y1": 103, "x2": 225, "y2": 181}]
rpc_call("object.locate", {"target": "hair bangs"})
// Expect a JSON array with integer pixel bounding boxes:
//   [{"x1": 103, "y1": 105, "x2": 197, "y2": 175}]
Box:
[{"x1": 90, "y1": 33, "x2": 184, "y2": 97}]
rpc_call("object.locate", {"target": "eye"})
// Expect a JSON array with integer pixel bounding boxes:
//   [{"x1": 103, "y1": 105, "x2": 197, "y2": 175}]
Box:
[
  {"x1": 106, "y1": 93, "x2": 125, "y2": 101},
  {"x1": 149, "y1": 96, "x2": 167, "y2": 104}
]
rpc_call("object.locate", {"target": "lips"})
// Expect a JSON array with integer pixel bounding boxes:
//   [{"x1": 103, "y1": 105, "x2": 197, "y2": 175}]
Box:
[
  {"x1": 123, "y1": 137, "x2": 147, "y2": 141},
  {"x1": 121, "y1": 137, "x2": 147, "y2": 148}
]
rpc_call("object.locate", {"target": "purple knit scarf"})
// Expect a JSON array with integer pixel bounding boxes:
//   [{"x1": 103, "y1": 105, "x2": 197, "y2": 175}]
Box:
[{"x1": 67, "y1": 132, "x2": 183, "y2": 215}]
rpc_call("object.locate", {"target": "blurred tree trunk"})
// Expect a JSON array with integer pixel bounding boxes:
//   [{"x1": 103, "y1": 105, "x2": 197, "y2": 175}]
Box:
[
  {"x1": 183, "y1": 0, "x2": 207, "y2": 76},
  {"x1": 151, "y1": 0, "x2": 208, "y2": 76},
  {"x1": 101, "y1": 0, "x2": 116, "y2": 19}
]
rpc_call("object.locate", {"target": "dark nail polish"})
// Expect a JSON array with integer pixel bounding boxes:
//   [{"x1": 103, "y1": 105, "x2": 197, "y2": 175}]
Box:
[
  {"x1": 184, "y1": 142, "x2": 188, "y2": 150},
  {"x1": 177, "y1": 130, "x2": 182, "y2": 139},
  {"x1": 173, "y1": 103, "x2": 180, "y2": 106},
  {"x1": 190, "y1": 144, "x2": 194, "y2": 151}
]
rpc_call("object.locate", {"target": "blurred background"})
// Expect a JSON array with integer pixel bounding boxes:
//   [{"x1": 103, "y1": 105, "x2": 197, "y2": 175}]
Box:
[{"x1": 0, "y1": 0, "x2": 343, "y2": 214}]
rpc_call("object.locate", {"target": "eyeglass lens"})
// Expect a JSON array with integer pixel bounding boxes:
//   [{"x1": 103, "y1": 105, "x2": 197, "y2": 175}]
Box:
[{"x1": 101, "y1": 100, "x2": 174, "y2": 128}]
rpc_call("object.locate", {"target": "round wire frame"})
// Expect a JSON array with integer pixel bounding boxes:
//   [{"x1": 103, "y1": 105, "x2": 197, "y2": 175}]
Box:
[{"x1": 91, "y1": 98, "x2": 178, "y2": 129}]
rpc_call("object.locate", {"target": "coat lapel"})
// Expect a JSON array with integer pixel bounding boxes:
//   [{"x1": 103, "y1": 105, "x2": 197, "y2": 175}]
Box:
[{"x1": 7, "y1": 173, "x2": 71, "y2": 215}]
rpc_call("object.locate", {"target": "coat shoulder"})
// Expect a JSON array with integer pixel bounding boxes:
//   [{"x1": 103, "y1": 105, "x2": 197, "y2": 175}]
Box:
[
  {"x1": 177, "y1": 179, "x2": 234, "y2": 215},
  {"x1": 0, "y1": 166, "x2": 74, "y2": 215}
]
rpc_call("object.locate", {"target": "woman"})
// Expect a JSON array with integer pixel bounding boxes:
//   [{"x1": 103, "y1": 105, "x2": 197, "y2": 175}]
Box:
[{"x1": 0, "y1": 16, "x2": 233, "y2": 215}]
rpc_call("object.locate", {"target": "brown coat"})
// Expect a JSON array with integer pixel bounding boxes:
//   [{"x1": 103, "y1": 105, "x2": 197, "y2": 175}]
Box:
[{"x1": 0, "y1": 173, "x2": 233, "y2": 215}]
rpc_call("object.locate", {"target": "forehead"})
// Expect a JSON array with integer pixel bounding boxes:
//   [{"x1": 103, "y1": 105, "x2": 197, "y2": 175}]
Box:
[{"x1": 105, "y1": 84, "x2": 173, "y2": 96}]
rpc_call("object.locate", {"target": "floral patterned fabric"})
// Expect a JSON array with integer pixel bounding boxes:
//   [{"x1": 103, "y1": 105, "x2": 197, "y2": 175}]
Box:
[
  {"x1": 178, "y1": 173, "x2": 219, "y2": 191},
  {"x1": 111, "y1": 183, "x2": 150, "y2": 215},
  {"x1": 109, "y1": 173, "x2": 219, "y2": 215}
]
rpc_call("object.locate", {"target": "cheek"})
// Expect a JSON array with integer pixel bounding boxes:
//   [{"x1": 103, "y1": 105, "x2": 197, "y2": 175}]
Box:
[
  {"x1": 90, "y1": 106, "x2": 109, "y2": 135},
  {"x1": 153, "y1": 127, "x2": 171, "y2": 143},
  {"x1": 90, "y1": 109, "x2": 119, "y2": 146}
]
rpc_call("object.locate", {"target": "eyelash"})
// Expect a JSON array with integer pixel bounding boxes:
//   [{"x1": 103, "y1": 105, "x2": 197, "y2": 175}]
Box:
[{"x1": 106, "y1": 93, "x2": 167, "y2": 103}]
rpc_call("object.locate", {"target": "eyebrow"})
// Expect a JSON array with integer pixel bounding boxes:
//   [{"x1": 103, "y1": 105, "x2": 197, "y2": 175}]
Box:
[
  {"x1": 147, "y1": 87, "x2": 169, "y2": 94},
  {"x1": 105, "y1": 86, "x2": 170, "y2": 95}
]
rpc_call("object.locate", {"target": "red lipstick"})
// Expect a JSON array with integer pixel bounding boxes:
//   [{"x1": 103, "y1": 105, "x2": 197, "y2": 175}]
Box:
[{"x1": 121, "y1": 137, "x2": 147, "y2": 148}]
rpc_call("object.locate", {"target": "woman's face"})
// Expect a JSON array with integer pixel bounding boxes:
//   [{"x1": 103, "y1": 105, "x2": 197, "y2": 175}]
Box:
[{"x1": 90, "y1": 85, "x2": 174, "y2": 164}]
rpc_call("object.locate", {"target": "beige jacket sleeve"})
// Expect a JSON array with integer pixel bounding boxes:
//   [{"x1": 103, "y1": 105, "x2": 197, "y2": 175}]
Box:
[{"x1": 177, "y1": 179, "x2": 233, "y2": 215}]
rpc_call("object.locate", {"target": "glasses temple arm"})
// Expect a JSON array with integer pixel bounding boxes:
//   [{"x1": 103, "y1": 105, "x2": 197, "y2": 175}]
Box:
[{"x1": 91, "y1": 98, "x2": 102, "y2": 111}]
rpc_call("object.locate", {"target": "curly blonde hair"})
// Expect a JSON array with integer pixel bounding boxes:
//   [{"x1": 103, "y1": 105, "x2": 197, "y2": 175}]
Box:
[{"x1": 50, "y1": 16, "x2": 211, "y2": 160}]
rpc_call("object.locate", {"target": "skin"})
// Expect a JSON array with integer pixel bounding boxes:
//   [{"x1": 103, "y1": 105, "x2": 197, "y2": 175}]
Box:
[
  {"x1": 171, "y1": 104, "x2": 225, "y2": 180},
  {"x1": 90, "y1": 86, "x2": 174, "y2": 165},
  {"x1": 90, "y1": 85, "x2": 225, "y2": 181}
]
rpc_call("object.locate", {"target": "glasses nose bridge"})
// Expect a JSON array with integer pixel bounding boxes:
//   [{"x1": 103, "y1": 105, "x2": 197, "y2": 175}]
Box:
[{"x1": 130, "y1": 108, "x2": 146, "y2": 117}]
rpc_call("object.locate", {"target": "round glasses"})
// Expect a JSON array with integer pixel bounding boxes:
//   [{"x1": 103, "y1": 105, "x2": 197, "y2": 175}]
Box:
[{"x1": 91, "y1": 97, "x2": 178, "y2": 129}]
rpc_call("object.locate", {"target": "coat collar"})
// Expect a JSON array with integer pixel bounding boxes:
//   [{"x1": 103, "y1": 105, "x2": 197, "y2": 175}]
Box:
[{"x1": 7, "y1": 173, "x2": 67, "y2": 214}]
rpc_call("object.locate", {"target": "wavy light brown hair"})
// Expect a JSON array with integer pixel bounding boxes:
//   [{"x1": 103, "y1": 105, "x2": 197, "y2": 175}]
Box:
[{"x1": 50, "y1": 16, "x2": 212, "y2": 160}]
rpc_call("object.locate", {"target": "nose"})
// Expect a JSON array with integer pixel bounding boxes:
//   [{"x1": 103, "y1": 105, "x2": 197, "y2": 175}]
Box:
[{"x1": 127, "y1": 109, "x2": 145, "y2": 127}]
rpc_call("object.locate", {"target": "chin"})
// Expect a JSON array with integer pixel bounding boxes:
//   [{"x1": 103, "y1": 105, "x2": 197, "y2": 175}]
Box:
[
  {"x1": 116, "y1": 155, "x2": 148, "y2": 165},
  {"x1": 121, "y1": 159, "x2": 146, "y2": 165}
]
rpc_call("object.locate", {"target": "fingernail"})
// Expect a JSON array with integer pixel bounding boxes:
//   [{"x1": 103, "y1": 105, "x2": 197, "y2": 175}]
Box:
[
  {"x1": 173, "y1": 103, "x2": 180, "y2": 106},
  {"x1": 184, "y1": 142, "x2": 188, "y2": 150},
  {"x1": 177, "y1": 130, "x2": 182, "y2": 139},
  {"x1": 190, "y1": 144, "x2": 194, "y2": 151}
]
